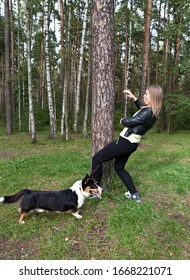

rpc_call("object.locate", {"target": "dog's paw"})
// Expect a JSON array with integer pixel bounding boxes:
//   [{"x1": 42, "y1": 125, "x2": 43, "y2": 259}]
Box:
[
  {"x1": 72, "y1": 212, "x2": 82, "y2": 219},
  {"x1": 36, "y1": 208, "x2": 45, "y2": 213},
  {"x1": 19, "y1": 220, "x2": 25, "y2": 224},
  {"x1": 76, "y1": 214, "x2": 82, "y2": 219}
]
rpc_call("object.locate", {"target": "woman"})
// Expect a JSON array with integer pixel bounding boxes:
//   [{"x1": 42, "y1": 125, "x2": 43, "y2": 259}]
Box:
[{"x1": 91, "y1": 84, "x2": 163, "y2": 202}]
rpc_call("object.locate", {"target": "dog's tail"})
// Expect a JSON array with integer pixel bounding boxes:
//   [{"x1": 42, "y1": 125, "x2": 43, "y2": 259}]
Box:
[{"x1": 0, "y1": 189, "x2": 31, "y2": 204}]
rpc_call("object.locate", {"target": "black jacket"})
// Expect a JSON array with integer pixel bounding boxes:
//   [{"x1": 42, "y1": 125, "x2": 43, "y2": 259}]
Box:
[{"x1": 121, "y1": 99, "x2": 156, "y2": 137}]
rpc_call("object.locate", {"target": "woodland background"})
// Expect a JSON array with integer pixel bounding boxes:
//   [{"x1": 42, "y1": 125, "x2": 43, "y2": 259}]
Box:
[{"x1": 1, "y1": 0, "x2": 190, "y2": 144}]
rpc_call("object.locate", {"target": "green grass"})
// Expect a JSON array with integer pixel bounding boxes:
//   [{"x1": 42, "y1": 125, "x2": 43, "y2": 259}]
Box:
[{"x1": 0, "y1": 130, "x2": 189, "y2": 260}]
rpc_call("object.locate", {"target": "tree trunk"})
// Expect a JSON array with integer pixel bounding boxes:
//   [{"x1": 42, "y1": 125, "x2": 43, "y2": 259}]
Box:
[
  {"x1": 91, "y1": 0, "x2": 115, "y2": 185},
  {"x1": 17, "y1": 0, "x2": 21, "y2": 131},
  {"x1": 131, "y1": 42, "x2": 136, "y2": 93},
  {"x1": 60, "y1": 0, "x2": 70, "y2": 140},
  {"x1": 60, "y1": 0, "x2": 65, "y2": 88},
  {"x1": 73, "y1": 0, "x2": 89, "y2": 132},
  {"x1": 5, "y1": 0, "x2": 13, "y2": 134},
  {"x1": 26, "y1": 0, "x2": 37, "y2": 143},
  {"x1": 39, "y1": 30, "x2": 44, "y2": 106},
  {"x1": 155, "y1": 0, "x2": 161, "y2": 84},
  {"x1": 83, "y1": 58, "x2": 91, "y2": 137},
  {"x1": 22, "y1": 45, "x2": 26, "y2": 109},
  {"x1": 161, "y1": 1, "x2": 169, "y2": 131},
  {"x1": 172, "y1": 4, "x2": 182, "y2": 90},
  {"x1": 170, "y1": 2, "x2": 182, "y2": 132},
  {"x1": 124, "y1": 0, "x2": 133, "y2": 117},
  {"x1": 140, "y1": 0, "x2": 152, "y2": 99},
  {"x1": 44, "y1": 0, "x2": 56, "y2": 138},
  {"x1": 10, "y1": 0, "x2": 15, "y2": 114},
  {"x1": 0, "y1": 57, "x2": 5, "y2": 110}
]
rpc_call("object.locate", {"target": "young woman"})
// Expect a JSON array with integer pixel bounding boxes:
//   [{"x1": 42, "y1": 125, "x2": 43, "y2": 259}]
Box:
[{"x1": 91, "y1": 84, "x2": 163, "y2": 202}]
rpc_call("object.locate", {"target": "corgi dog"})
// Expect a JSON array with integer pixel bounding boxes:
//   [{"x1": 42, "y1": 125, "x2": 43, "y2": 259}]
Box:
[{"x1": 0, "y1": 174, "x2": 103, "y2": 224}]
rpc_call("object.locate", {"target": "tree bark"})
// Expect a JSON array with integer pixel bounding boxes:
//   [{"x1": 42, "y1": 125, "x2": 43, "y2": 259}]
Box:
[
  {"x1": 44, "y1": 0, "x2": 56, "y2": 138},
  {"x1": 10, "y1": 0, "x2": 15, "y2": 114},
  {"x1": 5, "y1": 0, "x2": 13, "y2": 134},
  {"x1": 123, "y1": 0, "x2": 133, "y2": 117},
  {"x1": 73, "y1": 0, "x2": 89, "y2": 132},
  {"x1": 60, "y1": 0, "x2": 70, "y2": 140},
  {"x1": 26, "y1": 0, "x2": 37, "y2": 143},
  {"x1": 155, "y1": 0, "x2": 161, "y2": 84},
  {"x1": 17, "y1": 0, "x2": 21, "y2": 131},
  {"x1": 161, "y1": 1, "x2": 169, "y2": 131},
  {"x1": 140, "y1": 0, "x2": 152, "y2": 99},
  {"x1": 91, "y1": 0, "x2": 115, "y2": 185},
  {"x1": 38, "y1": 30, "x2": 44, "y2": 107},
  {"x1": 83, "y1": 58, "x2": 91, "y2": 137}
]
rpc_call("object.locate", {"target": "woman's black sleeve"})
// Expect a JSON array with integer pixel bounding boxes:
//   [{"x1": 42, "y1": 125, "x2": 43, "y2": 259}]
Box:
[
  {"x1": 134, "y1": 99, "x2": 144, "y2": 109},
  {"x1": 121, "y1": 109, "x2": 152, "y2": 127}
]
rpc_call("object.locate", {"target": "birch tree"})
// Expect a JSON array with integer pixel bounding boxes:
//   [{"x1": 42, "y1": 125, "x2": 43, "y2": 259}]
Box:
[
  {"x1": 60, "y1": 0, "x2": 70, "y2": 140},
  {"x1": 5, "y1": 0, "x2": 13, "y2": 134},
  {"x1": 2, "y1": 0, "x2": 190, "y2": 137},
  {"x1": 83, "y1": 58, "x2": 91, "y2": 137},
  {"x1": 124, "y1": 0, "x2": 133, "y2": 117},
  {"x1": 17, "y1": 0, "x2": 21, "y2": 131},
  {"x1": 44, "y1": 0, "x2": 56, "y2": 138},
  {"x1": 26, "y1": 0, "x2": 37, "y2": 143},
  {"x1": 73, "y1": 0, "x2": 89, "y2": 132},
  {"x1": 10, "y1": 0, "x2": 15, "y2": 113},
  {"x1": 38, "y1": 29, "x2": 45, "y2": 108}
]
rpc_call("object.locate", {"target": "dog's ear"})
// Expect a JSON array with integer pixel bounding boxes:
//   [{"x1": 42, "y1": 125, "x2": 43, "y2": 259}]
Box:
[{"x1": 82, "y1": 174, "x2": 89, "y2": 184}]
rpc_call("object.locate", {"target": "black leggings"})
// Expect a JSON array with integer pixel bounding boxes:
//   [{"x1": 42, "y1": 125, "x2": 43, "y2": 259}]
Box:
[{"x1": 91, "y1": 137, "x2": 138, "y2": 193}]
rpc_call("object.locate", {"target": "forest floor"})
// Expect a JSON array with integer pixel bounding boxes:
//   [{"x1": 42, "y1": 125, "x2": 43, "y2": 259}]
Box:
[{"x1": 0, "y1": 129, "x2": 189, "y2": 260}]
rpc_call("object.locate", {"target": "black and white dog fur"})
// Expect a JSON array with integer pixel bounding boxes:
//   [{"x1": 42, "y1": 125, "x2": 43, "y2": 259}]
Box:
[{"x1": 0, "y1": 174, "x2": 103, "y2": 224}]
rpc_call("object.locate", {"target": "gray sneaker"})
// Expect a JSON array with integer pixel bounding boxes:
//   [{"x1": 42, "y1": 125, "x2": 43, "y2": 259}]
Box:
[{"x1": 125, "y1": 191, "x2": 141, "y2": 202}]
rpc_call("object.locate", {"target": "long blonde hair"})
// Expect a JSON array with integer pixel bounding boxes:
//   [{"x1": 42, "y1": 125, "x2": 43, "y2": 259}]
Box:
[{"x1": 147, "y1": 84, "x2": 163, "y2": 117}]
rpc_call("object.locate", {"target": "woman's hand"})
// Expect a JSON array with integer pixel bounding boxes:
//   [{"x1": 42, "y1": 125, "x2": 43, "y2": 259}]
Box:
[{"x1": 123, "y1": 89, "x2": 136, "y2": 101}]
